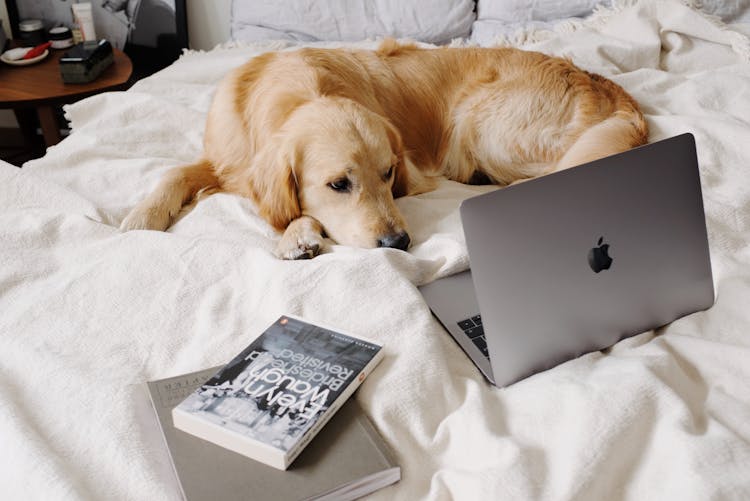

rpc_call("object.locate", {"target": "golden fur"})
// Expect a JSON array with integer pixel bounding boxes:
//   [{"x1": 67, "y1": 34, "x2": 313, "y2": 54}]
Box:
[{"x1": 121, "y1": 40, "x2": 648, "y2": 259}]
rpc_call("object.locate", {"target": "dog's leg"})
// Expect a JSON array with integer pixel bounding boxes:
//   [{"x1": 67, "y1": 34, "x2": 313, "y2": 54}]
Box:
[
  {"x1": 553, "y1": 114, "x2": 647, "y2": 172},
  {"x1": 276, "y1": 216, "x2": 325, "y2": 260},
  {"x1": 554, "y1": 75, "x2": 648, "y2": 172},
  {"x1": 121, "y1": 160, "x2": 219, "y2": 232}
]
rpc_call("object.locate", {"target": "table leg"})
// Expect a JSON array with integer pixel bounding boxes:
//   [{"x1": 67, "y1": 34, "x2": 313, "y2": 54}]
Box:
[
  {"x1": 13, "y1": 108, "x2": 40, "y2": 151},
  {"x1": 37, "y1": 105, "x2": 62, "y2": 146}
]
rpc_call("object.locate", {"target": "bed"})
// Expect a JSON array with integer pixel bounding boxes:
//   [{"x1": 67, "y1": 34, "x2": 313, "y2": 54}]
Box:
[{"x1": 2, "y1": 0, "x2": 750, "y2": 498}]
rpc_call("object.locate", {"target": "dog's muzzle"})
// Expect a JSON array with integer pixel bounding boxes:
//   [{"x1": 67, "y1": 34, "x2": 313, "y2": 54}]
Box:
[{"x1": 377, "y1": 231, "x2": 410, "y2": 251}]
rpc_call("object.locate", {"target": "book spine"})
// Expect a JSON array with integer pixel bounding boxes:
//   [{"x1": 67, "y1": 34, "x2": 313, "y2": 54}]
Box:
[
  {"x1": 145, "y1": 383, "x2": 190, "y2": 501},
  {"x1": 283, "y1": 347, "x2": 385, "y2": 468}
]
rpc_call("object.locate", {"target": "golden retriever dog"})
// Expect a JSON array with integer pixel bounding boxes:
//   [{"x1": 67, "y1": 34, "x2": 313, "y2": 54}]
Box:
[{"x1": 121, "y1": 39, "x2": 648, "y2": 259}]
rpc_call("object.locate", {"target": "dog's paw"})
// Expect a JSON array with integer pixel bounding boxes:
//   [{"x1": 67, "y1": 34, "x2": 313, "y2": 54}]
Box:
[
  {"x1": 276, "y1": 233, "x2": 324, "y2": 260},
  {"x1": 276, "y1": 217, "x2": 325, "y2": 260},
  {"x1": 120, "y1": 204, "x2": 171, "y2": 232}
]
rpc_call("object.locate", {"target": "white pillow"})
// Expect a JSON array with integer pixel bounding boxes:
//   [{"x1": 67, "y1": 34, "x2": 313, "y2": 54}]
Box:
[
  {"x1": 476, "y1": 0, "x2": 609, "y2": 22},
  {"x1": 697, "y1": 0, "x2": 750, "y2": 24},
  {"x1": 230, "y1": 0, "x2": 476, "y2": 44}
]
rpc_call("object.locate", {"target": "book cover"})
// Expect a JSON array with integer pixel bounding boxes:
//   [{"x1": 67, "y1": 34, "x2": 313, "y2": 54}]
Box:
[
  {"x1": 172, "y1": 315, "x2": 384, "y2": 470},
  {"x1": 146, "y1": 368, "x2": 400, "y2": 501}
]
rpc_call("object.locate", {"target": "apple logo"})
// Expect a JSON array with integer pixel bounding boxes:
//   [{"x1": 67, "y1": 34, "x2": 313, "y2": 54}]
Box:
[{"x1": 588, "y1": 236, "x2": 613, "y2": 273}]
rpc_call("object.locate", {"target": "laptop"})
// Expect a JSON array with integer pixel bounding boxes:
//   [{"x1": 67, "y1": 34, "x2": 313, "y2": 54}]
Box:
[{"x1": 419, "y1": 133, "x2": 714, "y2": 387}]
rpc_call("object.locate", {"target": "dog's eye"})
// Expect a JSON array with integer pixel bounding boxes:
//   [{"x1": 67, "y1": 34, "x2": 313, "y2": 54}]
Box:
[
  {"x1": 328, "y1": 178, "x2": 351, "y2": 192},
  {"x1": 385, "y1": 165, "x2": 395, "y2": 180}
]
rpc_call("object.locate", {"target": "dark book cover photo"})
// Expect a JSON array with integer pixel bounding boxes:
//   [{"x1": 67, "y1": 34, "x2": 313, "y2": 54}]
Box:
[{"x1": 175, "y1": 316, "x2": 382, "y2": 453}]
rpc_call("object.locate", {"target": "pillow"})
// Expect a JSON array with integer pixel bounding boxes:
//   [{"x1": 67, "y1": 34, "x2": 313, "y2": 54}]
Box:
[
  {"x1": 230, "y1": 0, "x2": 476, "y2": 44},
  {"x1": 476, "y1": 0, "x2": 610, "y2": 22},
  {"x1": 470, "y1": 0, "x2": 750, "y2": 47},
  {"x1": 470, "y1": 1, "x2": 611, "y2": 46},
  {"x1": 696, "y1": 0, "x2": 750, "y2": 24}
]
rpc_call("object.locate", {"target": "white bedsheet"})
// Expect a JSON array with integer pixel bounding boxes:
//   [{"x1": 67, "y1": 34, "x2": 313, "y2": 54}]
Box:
[{"x1": 2, "y1": 1, "x2": 750, "y2": 499}]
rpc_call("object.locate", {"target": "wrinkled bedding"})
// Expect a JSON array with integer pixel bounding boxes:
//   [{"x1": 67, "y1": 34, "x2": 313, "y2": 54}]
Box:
[{"x1": 2, "y1": 1, "x2": 750, "y2": 499}]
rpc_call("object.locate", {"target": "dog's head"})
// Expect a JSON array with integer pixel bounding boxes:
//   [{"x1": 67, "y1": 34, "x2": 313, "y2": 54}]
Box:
[{"x1": 251, "y1": 97, "x2": 411, "y2": 250}]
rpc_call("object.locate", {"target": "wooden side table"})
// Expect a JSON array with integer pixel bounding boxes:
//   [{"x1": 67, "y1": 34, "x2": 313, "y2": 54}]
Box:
[{"x1": 0, "y1": 47, "x2": 133, "y2": 147}]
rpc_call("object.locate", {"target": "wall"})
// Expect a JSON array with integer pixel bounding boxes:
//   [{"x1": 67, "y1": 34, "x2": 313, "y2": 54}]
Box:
[
  {"x1": 0, "y1": 0, "x2": 8, "y2": 39},
  {"x1": 186, "y1": 0, "x2": 232, "y2": 51}
]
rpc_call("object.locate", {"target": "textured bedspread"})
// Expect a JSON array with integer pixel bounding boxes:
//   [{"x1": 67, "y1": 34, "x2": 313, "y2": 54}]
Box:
[{"x1": 2, "y1": 1, "x2": 750, "y2": 499}]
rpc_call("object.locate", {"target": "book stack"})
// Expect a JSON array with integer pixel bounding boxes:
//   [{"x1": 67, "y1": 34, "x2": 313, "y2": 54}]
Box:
[{"x1": 146, "y1": 315, "x2": 399, "y2": 501}]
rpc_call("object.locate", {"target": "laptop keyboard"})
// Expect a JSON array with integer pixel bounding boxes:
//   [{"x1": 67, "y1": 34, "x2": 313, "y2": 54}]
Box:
[{"x1": 457, "y1": 315, "x2": 489, "y2": 358}]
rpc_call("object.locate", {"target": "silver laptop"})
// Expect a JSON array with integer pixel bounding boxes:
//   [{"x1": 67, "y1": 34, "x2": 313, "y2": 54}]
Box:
[{"x1": 419, "y1": 133, "x2": 714, "y2": 387}]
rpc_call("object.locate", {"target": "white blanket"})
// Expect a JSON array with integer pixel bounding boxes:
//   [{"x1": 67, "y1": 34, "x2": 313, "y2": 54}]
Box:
[{"x1": 3, "y1": 1, "x2": 750, "y2": 498}]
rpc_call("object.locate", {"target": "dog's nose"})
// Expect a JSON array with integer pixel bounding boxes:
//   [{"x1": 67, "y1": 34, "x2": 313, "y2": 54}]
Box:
[{"x1": 377, "y1": 231, "x2": 411, "y2": 251}]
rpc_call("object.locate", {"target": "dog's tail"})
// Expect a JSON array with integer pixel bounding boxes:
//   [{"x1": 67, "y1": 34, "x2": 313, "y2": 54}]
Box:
[
  {"x1": 555, "y1": 74, "x2": 649, "y2": 171},
  {"x1": 120, "y1": 159, "x2": 220, "y2": 232}
]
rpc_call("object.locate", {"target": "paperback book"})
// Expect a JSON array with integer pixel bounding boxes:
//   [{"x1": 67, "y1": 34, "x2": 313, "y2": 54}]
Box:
[
  {"x1": 146, "y1": 367, "x2": 400, "y2": 501},
  {"x1": 172, "y1": 315, "x2": 384, "y2": 470}
]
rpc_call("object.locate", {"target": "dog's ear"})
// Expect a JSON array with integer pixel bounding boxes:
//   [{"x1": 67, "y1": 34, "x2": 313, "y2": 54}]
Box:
[
  {"x1": 250, "y1": 138, "x2": 301, "y2": 231},
  {"x1": 383, "y1": 120, "x2": 410, "y2": 198}
]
